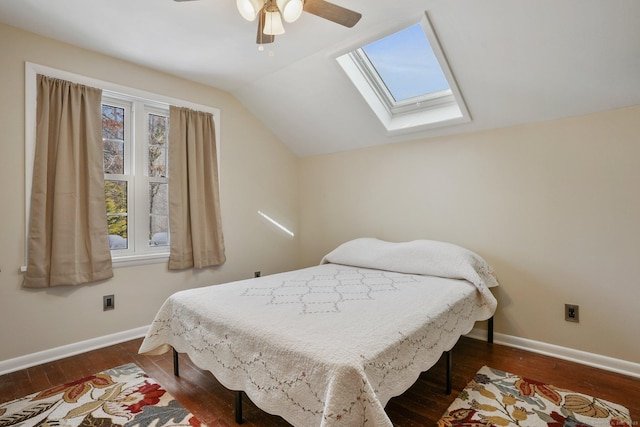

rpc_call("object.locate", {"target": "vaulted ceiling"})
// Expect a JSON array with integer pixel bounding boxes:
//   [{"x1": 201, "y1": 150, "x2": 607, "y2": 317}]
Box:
[{"x1": 1, "y1": 0, "x2": 639, "y2": 156}]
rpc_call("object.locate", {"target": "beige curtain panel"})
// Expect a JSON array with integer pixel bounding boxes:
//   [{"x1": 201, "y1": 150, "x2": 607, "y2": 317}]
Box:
[
  {"x1": 24, "y1": 75, "x2": 113, "y2": 288},
  {"x1": 168, "y1": 106, "x2": 226, "y2": 269}
]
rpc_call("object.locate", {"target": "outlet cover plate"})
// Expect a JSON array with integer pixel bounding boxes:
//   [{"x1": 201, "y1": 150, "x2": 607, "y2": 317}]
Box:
[
  {"x1": 565, "y1": 304, "x2": 579, "y2": 322},
  {"x1": 103, "y1": 294, "x2": 115, "y2": 311}
]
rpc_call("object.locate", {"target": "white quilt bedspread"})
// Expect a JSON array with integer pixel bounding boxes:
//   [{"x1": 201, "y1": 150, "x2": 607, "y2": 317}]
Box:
[{"x1": 139, "y1": 262, "x2": 496, "y2": 426}]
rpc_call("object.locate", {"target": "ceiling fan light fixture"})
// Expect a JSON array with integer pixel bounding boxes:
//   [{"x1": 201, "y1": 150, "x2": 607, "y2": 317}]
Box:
[
  {"x1": 264, "y1": 10, "x2": 285, "y2": 35},
  {"x1": 276, "y1": 0, "x2": 304, "y2": 23},
  {"x1": 237, "y1": 0, "x2": 263, "y2": 21}
]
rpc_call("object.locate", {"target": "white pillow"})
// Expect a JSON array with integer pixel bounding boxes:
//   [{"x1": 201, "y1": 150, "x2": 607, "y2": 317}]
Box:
[{"x1": 321, "y1": 238, "x2": 499, "y2": 288}]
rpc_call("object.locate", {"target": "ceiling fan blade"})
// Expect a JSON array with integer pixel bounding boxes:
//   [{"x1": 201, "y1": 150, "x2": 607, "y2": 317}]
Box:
[
  {"x1": 256, "y1": 7, "x2": 276, "y2": 45},
  {"x1": 303, "y1": 0, "x2": 362, "y2": 28}
]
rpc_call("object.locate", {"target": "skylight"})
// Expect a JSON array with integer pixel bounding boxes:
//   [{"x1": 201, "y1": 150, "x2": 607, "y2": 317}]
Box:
[
  {"x1": 361, "y1": 23, "x2": 450, "y2": 103},
  {"x1": 336, "y1": 13, "x2": 470, "y2": 135}
]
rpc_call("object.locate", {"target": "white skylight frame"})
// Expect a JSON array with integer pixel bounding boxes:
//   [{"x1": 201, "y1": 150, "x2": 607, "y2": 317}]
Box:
[{"x1": 336, "y1": 12, "x2": 470, "y2": 136}]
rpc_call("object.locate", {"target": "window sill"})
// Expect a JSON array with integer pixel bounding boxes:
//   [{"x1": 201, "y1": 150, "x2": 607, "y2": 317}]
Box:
[
  {"x1": 20, "y1": 252, "x2": 169, "y2": 273},
  {"x1": 111, "y1": 252, "x2": 169, "y2": 269}
]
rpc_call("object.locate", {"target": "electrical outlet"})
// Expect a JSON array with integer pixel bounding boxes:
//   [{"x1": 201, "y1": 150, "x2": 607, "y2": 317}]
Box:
[
  {"x1": 254, "y1": 271, "x2": 261, "y2": 278},
  {"x1": 103, "y1": 294, "x2": 115, "y2": 311},
  {"x1": 565, "y1": 304, "x2": 579, "y2": 323}
]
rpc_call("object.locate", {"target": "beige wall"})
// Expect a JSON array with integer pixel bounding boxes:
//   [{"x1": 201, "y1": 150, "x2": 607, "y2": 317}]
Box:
[
  {"x1": 299, "y1": 106, "x2": 640, "y2": 363},
  {"x1": 0, "y1": 23, "x2": 299, "y2": 361},
  {"x1": 1, "y1": 20, "x2": 638, "y2": 369}
]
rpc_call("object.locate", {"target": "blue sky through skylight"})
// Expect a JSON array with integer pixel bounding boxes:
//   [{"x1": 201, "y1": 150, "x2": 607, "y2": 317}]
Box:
[{"x1": 362, "y1": 23, "x2": 450, "y2": 102}]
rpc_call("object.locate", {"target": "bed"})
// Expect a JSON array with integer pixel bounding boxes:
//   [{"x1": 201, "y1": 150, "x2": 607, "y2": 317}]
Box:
[{"x1": 139, "y1": 238, "x2": 498, "y2": 426}]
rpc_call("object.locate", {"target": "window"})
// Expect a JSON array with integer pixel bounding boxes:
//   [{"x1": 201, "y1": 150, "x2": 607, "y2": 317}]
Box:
[
  {"x1": 24, "y1": 62, "x2": 221, "y2": 269},
  {"x1": 336, "y1": 13, "x2": 470, "y2": 135},
  {"x1": 102, "y1": 95, "x2": 170, "y2": 255},
  {"x1": 361, "y1": 23, "x2": 450, "y2": 107}
]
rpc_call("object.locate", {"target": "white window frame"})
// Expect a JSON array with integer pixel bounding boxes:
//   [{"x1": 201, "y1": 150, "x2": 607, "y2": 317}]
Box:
[
  {"x1": 102, "y1": 95, "x2": 171, "y2": 259},
  {"x1": 144, "y1": 104, "x2": 171, "y2": 249},
  {"x1": 350, "y1": 47, "x2": 455, "y2": 115},
  {"x1": 336, "y1": 12, "x2": 471, "y2": 136},
  {"x1": 102, "y1": 97, "x2": 134, "y2": 256},
  {"x1": 24, "y1": 62, "x2": 221, "y2": 269}
]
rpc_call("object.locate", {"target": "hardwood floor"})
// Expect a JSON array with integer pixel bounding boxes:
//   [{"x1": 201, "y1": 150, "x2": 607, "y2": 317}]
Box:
[{"x1": 1, "y1": 337, "x2": 638, "y2": 426}]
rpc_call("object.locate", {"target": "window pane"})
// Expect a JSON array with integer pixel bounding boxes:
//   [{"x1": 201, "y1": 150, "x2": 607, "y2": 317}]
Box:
[
  {"x1": 103, "y1": 140, "x2": 124, "y2": 174},
  {"x1": 102, "y1": 105, "x2": 124, "y2": 140},
  {"x1": 149, "y1": 182, "x2": 169, "y2": 246},
  {"x1": 105, "y1": 180, "x2": 128, "y2": 249},
  {"x1": 102, "y1": 104, "x2": 125, "y2": 174},
  {"x1": 148, "y1": 114, "x2": 168, "y2": 178},
  {"x1": 361, "y1": 23, "x2": 450, "y2": 102},
  {"x1": 149, "y1": 216, "x2": 169, "y2": 247}
]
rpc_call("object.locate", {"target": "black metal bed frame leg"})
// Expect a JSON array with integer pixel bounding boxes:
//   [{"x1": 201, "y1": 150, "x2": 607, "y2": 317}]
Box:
[
  {"x1": 445, "y1": 350, "x2": 452, "y2": 395},
  {"x1": 488, "y1": 316, "x2": 494, "y2": 344},
  {"x1": 173, "y1": 348, "x2": 180, "y2": 377},
  {"x1": 235, "y1": 391, "x2": 243, "y2": 424}
]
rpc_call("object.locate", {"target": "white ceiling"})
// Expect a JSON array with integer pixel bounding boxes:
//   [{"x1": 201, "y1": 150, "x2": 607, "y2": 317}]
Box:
[{"x1": 1, "y1": 0, "x2": 639, "y2": 157}]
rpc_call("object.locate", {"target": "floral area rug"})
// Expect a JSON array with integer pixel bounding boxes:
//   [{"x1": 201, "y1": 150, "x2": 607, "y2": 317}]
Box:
[
  {"x1": 0, "y1": 363, "x2": 204, "y2": 427},
  {"x1": 438, "y1": 365, "x2": 632, "y2": 427}
]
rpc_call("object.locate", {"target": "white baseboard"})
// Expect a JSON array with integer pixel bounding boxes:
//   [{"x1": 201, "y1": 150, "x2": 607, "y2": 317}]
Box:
[
  {"x1": 2, "y1": 326, "x2": 638, "y2": 380},
  {"x1": 0, "y1": 326, "x2": 149, "y2": 376},
  {"x1": 466, "y1": 328, "x2": 640, "y2": 379}
]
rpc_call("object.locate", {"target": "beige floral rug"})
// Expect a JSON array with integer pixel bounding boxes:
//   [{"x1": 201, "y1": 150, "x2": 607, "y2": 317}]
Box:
[
  {"x1": 0, "y1": 363, "x2": 204, "y2": 427},
  {"x1": 438, "y1": 365, "x2": 632, "y2": 427}
]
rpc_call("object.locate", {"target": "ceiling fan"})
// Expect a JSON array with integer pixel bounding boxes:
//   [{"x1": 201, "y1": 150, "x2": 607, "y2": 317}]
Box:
[{"x1": 174, "y1": 0, "x2": 362, "y2": 45}]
